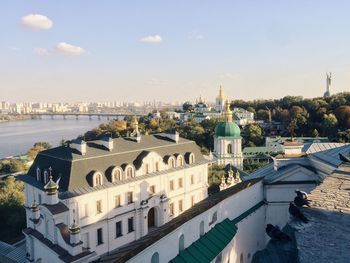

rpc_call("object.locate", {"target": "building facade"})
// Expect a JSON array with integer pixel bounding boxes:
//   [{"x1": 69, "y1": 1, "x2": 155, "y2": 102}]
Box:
[
  {"x1": 213, "y1": 101, "x2": 244, "y2": 169},
  {"x1": 20, "y1": 129, "x2": 209, "y2": 263}
]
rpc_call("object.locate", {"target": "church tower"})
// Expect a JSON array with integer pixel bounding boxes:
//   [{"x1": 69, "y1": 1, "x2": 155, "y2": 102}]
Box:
[
  {"x1": 215, "y1": 86, "x2": 226, "y2": 113},
  {"x1": 213, "y1": 100, "x2": 243, "y2": 169}
]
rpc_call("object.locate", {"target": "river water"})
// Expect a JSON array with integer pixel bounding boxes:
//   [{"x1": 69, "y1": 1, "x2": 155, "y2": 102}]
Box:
[{"x1": 0, "y1": 116, "x2": 106, "y2": 158}]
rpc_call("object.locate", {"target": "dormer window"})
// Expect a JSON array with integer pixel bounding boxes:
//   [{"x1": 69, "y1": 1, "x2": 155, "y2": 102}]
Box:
[
  {"x1": 177, "y1": 155, "x2": 184, "y2": 166},
  {"x1": 93, "y1": 172, "x2": 103, "y2": 186},
  {"x1": 112, "y1": 167, "x2": 122, "y2": 182},
  {"x1": 169, "y1": 157, "x2": 176, "y2": 168},
  {"x1": 43, "y1": 170, "x2": 49, "y2": 184},
  {"x1": 126, "y1": 166, "x2": 134, "y2": 179},
  {"x1": 36, "y1": 167, "x2": 41, "y2": 181}
]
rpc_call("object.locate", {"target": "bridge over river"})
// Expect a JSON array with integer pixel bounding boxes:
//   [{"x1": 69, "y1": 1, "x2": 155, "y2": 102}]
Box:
[{"x1": 23, "y1": 112, "x2": 147, "y2": 120}]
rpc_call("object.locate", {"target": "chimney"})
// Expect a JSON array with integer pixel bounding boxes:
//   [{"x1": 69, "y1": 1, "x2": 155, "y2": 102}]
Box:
[
  {"x1": 101, "y1": 137, "x2": 114, "y2": 151},
  {"x1": 70, "y1": 139, "x2": 87, "y2": 155},
  {"x1": 165, "y1": 130, "x2": 179, "y2": 143}
]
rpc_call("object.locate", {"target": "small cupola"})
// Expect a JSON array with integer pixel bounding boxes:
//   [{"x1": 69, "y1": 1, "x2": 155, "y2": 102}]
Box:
[
  {"x1": 44, "y1": 176, "x2": 59, "y2": 205},
  {"x1": 69, "y1": 219, "x2": 81, "y2": 245},
  {"x1": 219, "y1": 175, "x2": 227, "y2": 191},
  {"x1": 30, "y1": 200, "x2": 40, "y2": 223}
]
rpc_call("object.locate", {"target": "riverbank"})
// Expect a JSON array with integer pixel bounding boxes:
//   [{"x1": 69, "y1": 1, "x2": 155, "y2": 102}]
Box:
[{"x1": 0, "y1": 114, "x2": 35, "y2": 122}]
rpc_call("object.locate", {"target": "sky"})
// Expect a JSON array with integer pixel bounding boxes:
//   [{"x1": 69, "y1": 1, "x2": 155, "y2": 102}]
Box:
[{"x1": 1, "y1": 0, "x2": 350, "y2": 103}]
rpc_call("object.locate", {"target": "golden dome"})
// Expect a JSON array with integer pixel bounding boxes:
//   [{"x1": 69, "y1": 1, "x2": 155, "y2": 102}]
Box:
[{"x1": 44, "y1": 176, "x2": 59, "y2": 195}]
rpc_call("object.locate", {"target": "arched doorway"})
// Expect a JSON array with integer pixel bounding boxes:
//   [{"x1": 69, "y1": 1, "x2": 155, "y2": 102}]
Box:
[{"x1": 148, "y1": 207, "x2": 156, "y2": 228}]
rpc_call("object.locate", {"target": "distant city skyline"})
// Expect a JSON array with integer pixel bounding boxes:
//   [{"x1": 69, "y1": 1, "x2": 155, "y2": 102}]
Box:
[{"x1": 1, "y1": 1, "x2": 350, "y2": 102}]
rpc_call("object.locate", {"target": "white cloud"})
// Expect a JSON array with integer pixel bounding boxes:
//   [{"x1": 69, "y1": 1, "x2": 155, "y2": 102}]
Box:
[
  {"x1": 189, "y1": 31, "x2": 204, "y2": 40},
  {"x1": 55, "y1": 42, "x2": 85, "y2": 56},
  {"x1": 34, "y1": 43, "x2": 86, "y2": 57},
  {"x1": 140, "y1": 35, "x2": 162, "y2": 43},
  {"x1": 34, "y1": 48, "x2": 49, "y2": 56},
  {"x1": 21, "y1": 14, "x2": 53, "y2": 30}
]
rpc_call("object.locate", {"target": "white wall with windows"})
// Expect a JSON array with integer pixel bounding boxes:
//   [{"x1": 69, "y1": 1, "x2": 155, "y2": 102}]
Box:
[{"x1": 127, "y1": 181, "x2": 265, "y2": 263}]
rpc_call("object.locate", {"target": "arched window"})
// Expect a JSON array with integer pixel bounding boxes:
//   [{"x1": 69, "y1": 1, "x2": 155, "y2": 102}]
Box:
[
  {"x1": 36, "y1": 167, "x2": 41, "y2": 181},
  {"x1": 94, "y1": 172, "x2": 103, "y2": 186},
  {"x1": 145, "y1": 164, "x2": 150, "y2": 174},
  {"x1": 177, "y1": 155, "x2": 184, "y2": 166},
  {"x1": 200, "y1": 221, "x2": 204, "y2": 236},
  {"x1": 112, "y1": 168, "x2": 122, "y2": 182},
  {"x1": 227, "y1": 144, "x2": 232, "y2": 154},
  {"x1": 43, "y1": 171, "x2": 49, "y2": 184},
  {"x1": 170, "y1": 158, "x2": 176, "y2": 168},
  {"x1": 126, "y1": 167, "x2": 134, "y2": 179},
  {"x1": 151, "y1": 252, "x2": 159, "y2": 263},
  {"x1": 179, "y1": 234, "x2": 184, "y2": 252},
  {"x1": 155, "y1": 162, "x2": 159, "y2": 172}
]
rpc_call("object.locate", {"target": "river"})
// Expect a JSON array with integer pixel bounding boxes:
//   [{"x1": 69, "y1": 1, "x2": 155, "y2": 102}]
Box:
[{"x1": 0, "y1": 116, "x2": 106, "y2": 158}]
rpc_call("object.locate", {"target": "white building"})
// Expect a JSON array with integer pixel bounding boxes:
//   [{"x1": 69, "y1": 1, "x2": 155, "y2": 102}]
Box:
[
  {"x1": 18, "y1": 118, "x2": 350, "y2": 263},
  {"x1": 213, "y1": 101, "x2": 244, "y2": 169},
  {"x1": 215, "y1": 86, "x2": 226, "y2": 113},
  {"x1": 19, "y1": 128, "x2": 209, "y2": 263}
]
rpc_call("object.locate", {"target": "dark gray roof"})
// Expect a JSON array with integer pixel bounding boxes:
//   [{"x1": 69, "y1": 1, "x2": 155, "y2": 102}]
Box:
[
  {"x1": 21, "y1": 134, "x2": 205, "y2": 193},
  {"x1": 23, "y1": 228, "x2": 93, "y2": 263},
  {"x1": 42, "y1": 202, "x2": 69, "y2": 215}
]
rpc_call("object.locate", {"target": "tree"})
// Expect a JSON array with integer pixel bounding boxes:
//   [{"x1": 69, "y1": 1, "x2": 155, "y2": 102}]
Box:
[
  {"x1": 182, "y1": 101, "x2": 194, "y2": 112},
  {"x1": 27, "y1": 142, "x2": 52, "y2": 161},
  {"x1": 311, "y1": 129, "x2": 319, "y2": 138},
  {"x1": 334, "y1": 106, "x2": 350, "y2": 129},
  {"x1": 0, "y1": 176, "x2": 26, "y2": 243},
  {"x1": 244, "y1": 124, "x2": 264, "y2": 146},
  {"x1": 0, "y1": 159, "x2": 25, "y2": 174},
  {"x1": 324, "y1": 114, "x2": 338, "y2": 128}
]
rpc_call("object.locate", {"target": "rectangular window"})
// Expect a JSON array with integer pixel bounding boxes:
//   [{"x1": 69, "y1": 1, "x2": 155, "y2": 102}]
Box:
[
  {"x1": 191, "y1": 196, "x2": 195, "y2": 207},
  {"x1": 96, "y1": 200, "x2": 102, "y2": 214},
  {"x1": 191, "y1": 175, "x2": 194, "y2": 185},
  {"x1": 149, "y1": 185, "x2": 155, "y2": 195},
  {"x1": 97, "y1": 228, "x2": 103, "y2": 245},
  {"x1": 169, "y1": 203, "x2": 174, "y2": 216},
  {"x1": 115, "y1": 195, "x2": 121, "y2": 208},
  {"x1": 128, "y1": 217, "x2": 134, "y2": 233},
  {"x1": 127, "y1": 192, "x2": 133, "y2": 204},
  {"x1": 178, "y1": 178, "x2": 183, "y2": 188},
  {"x1": 178, "y1": 200, "x2": 183, "y2": 213},
  {"x1": 169, "y1": 180, "x2": 174, "y2": 191},
  {"x1": 115, "y1": 221, "x2": 122, "y2": 238},
  {"x1": 38, "y1": 194, "x2": 42, "y2": 204}
]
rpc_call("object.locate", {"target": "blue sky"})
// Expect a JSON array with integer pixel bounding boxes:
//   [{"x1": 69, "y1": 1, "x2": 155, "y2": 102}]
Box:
[{"x1": 1, "y1": 1, "x2": 349, "y2": 102}]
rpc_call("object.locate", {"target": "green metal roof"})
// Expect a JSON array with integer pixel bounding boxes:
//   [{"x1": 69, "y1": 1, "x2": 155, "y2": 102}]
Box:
[
  {"x1": 214, "y1": 121, "x2": 241, "y2": 138},
  {"x1": 243, "y1": 146, "x2": 284, "y2": 158},
  {"x1": 169, "y1": 201, "x2": 265, "y2": 263}
]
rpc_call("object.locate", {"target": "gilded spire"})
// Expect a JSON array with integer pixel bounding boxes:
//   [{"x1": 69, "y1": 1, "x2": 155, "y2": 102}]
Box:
[
  {"x1": 223, "y1": 100, "x2": 233, "y2": 122},
  {"x1": 217, "y1": 85, "x2": 225, "y2": 100}
]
